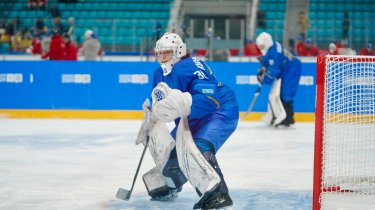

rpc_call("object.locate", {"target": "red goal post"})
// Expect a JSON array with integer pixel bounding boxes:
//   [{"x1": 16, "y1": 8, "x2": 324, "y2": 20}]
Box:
[{"x1": 313, "y1": 55, "x2": 375, "y2": 210}]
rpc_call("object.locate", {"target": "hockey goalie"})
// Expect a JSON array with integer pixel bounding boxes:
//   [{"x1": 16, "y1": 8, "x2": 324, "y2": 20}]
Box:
[
  {"x1": 255, "y1": 32, "x2": 302, "y2": 128},
  {"x1": 135, "y1": 32, "x2": 239, "y2": 209}
]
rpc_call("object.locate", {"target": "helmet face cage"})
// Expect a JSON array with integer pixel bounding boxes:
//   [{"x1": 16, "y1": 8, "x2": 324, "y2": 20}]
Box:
[
  {"x1": 154, "y1": 32, "x2": 187, "y2": 76},
  {"x1": 154, "y1": 47, "x2": 175, "y2": 64}
]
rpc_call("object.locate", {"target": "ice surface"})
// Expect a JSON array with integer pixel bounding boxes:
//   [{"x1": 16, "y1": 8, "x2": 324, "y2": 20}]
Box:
[{"x1": 0, "y1": 119, "x2": 314, "y2": 210}]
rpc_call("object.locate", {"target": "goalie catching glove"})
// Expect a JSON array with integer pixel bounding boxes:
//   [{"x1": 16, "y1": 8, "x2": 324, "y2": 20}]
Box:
[{"x1": 152, "y1": 82, "x2": 192, "y2": 123}]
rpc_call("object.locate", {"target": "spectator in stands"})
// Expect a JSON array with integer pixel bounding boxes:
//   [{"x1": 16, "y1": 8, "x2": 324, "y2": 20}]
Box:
[
  {"x1": 5, "y1": 19, "x2": 16, "y2": 37},
  {"x1": 342, "y1": 11, "x2": 350, "y2": 39},
  {"x1": 40, "y1": 28, "x2": 51, "y2": 54},
  {"x1": 228, "y1": 48, "x2": 239, "y2": 56},
  {"x1": 29, "y1": 0, "x2": 47, "y2": 10},
  {"x1": 66, "y1": 17, "x2": 76, "y2": 44},
  {"x1": 12, "y1": 27, "x2": 33, "y2": 51},
  {"x1": 0, "y1": 19, "x2": 6, "y2": 41},
  {"x1": 41, "y1": 0, "x2": 48, "y2": 10},
  {"x1": 257, "y1": 10, "x2": 266, "y2": 28},
  {"x1": 299, "y1": 38, "x2": 319, "y2": 56},
  {"x1": 59, "y1": 0, "x2": 77, "y2": 3},
  {"x1": 41, "y1": 28, "x2": 66, "y2": 60},
  {"x1": 195, "y1": 49, "x2": 207, "y2": 57},
  {"x1": 49, "y1": 4, "x2": 61, "y2": 18},
  {"x1": 335, "y1": 39, "x2": 355, "y2": 55},
  {"x1": 360, "y1": 43, "x2": 374, "y2": 56},
  {"x1": 81, "y1": 30, "x2": 101, "y2": 61},
  {"x1": 297, "y1": 11, "x2": 309, "y2": 41},
  {"x1": 29, "y1": 0, "x2": 38, "y2": 10},
  {"x1": 62, "y1": 33, "x2": 77, "y2": 60},
  {"x1": 34, "y1": 17, "x2": 45, "y2": 38},
  {"x1": 333, "y1": 40, "x2": 343, "y2": 49},
  {"x1": 26, "y1": 36, "x2": 42, "y2": 55},
  {"x1": 328, "y1": 43, "x2": 338, "y2": 55},
  {"x1": 244, "y1": 39, "x2": 261, "y2": 56},
  {"x1": 52, "y1": 17, "x2": 64, "y2": 35},
  {"x1": 2, "y1": 19, "x2": 16, "y2": 47},
  {"x1": 295, "y1": 36, "x2": 306, "y2": 56}
]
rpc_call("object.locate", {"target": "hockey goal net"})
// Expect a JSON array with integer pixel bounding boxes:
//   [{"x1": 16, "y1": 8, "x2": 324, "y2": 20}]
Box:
[{"x1": 314, "y1": 55, "x2": 375, "y2": 210}]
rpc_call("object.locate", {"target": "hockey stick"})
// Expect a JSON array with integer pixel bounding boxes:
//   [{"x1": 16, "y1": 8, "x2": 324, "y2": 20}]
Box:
[
  {"x1": 241, "y1": 84, "x2": 262, "y2": 121},
  {"x1": 116, "y1": 136, "x2": 150, "y2": 201}
]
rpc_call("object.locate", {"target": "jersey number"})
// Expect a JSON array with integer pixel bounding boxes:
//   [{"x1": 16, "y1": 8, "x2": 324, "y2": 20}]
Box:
[{"x1": 194, "y1": 70, "x2": 209, "y2": 80}]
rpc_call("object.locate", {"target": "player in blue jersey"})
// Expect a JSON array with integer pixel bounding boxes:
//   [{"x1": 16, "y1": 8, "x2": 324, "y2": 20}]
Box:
[
  {"x1": 137, "y1": 32, "x2": 239, "y2": 209},
  {"x1": 255, "y1": 32, "x2": 302, "y2": 128}
]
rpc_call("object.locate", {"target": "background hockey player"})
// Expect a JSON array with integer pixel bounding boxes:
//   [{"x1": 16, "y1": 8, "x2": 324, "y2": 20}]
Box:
[
  {"x1": 137, "y1": 32, "x2": 239, "y2": 209},
  {"x1": 255, "y1": 32, "x2": 302, "y2": 128}
]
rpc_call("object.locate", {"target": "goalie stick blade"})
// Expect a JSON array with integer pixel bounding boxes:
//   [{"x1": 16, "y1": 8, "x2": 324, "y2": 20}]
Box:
[{"x1": 116, "y1": 188, "x2": 131, "y2": 201}]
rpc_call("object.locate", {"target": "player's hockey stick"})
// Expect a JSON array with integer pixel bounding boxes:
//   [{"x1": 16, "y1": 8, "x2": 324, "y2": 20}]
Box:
[
  {"x1": 241, "y1": 84, "x2": 262, "y2": 121},
  {"x1": 116, "y1": 136, "x2": 150, "y2": 201}
]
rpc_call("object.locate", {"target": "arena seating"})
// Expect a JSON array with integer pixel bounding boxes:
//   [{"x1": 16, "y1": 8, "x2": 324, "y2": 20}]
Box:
[
  {"x1": 256, "y1": 0, "x2": 286, "y2": 42},
  {"x1": 309, "y1": 0, "x2": 375, "y2": 49},
  {"x1": 1, "y1": 0, "x2": 375, "y2": 54},
  {"x1": 1, "y1": 0, "x2": 172, "y2": 51}
]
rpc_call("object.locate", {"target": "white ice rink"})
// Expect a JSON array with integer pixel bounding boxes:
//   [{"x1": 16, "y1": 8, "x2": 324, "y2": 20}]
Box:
[{"x1": 0, "y1": 119, "x2": 314, "y2": 210}]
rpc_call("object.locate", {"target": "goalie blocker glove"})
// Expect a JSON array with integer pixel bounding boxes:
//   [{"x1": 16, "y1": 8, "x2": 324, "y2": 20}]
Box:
[
  {"x1": 257, "y1": 67, "x2": 267, "y2": 84},
  {"x1": 152, "y1": 82, "x2": 192, "y2": 123}
]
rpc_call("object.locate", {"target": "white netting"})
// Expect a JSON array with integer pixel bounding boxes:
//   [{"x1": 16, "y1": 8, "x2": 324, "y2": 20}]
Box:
[{"x1": 320, "y1": 55, "x2": 375, "y2": 210}]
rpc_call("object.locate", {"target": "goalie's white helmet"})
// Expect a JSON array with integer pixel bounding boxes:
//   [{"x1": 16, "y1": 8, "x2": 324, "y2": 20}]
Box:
[
  {"x1": 155, "y1": 32, "x2": 187, "y2": 76},
  {"x1": 256, "y1": 32, "x2": 273, "y2": 56}
]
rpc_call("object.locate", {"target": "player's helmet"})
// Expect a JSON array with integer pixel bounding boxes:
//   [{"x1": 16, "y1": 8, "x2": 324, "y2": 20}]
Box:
[
  {"x1": 329, "y1": 43, "x2": 336, "y2": 51},
  {"x1": 154, "y1": 32, "x2": 186, "y2": 76},
  {"x1": 84, "y1": 30, "x2": 93, "y2": 40},
  {"x1": 256, "y1": 32, "x2": 273, "y2": 56}
]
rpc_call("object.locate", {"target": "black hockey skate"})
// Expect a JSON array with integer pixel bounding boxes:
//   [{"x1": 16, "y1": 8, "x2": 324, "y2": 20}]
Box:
[
  {"x1": 275, "y1": 100, "x2": 295, "y2": 128},
  {"x1": 193, "y1": 186, "x2": 233, "y2": 209},
  {"x1": 275, "y1": 119, "x2": 295, "y2": 128},
  {"x1": 150, "y1": 186, "x2": 182, "y2": 202}
]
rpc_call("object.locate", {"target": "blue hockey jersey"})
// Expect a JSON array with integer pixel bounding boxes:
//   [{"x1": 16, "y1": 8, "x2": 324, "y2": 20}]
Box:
[
  {"x1": 262, "y1": 41, "x2": 302, "y2": 102},
  {"x1": 153, "y1": 56, "x2": 239, "y2": 152}
]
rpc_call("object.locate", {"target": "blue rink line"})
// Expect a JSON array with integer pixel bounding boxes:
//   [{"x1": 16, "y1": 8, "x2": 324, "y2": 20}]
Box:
[{"x1": 109, "y1": 189, "x2": 312, "y2": 210}]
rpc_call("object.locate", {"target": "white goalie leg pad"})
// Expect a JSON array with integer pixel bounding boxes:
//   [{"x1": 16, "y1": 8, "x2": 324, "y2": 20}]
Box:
[
  {"x1": 148, "y1": 121, "x2": 176, "y2": 187},
  {"x1": 136, "y1": 98, "x2": 157, "y2": 145},
  {"x1": 262, "y1": 79, "x2": 286, "y2": 126},
  {"x1": 176, "y1": 118, "x2": 221, "y2": 194},
  {"x1": 261, "y1": 104, "x2": 274, "y2": 126},
  {"x1": 148, "y1": 121, "x2": 176, "y2": 171}
]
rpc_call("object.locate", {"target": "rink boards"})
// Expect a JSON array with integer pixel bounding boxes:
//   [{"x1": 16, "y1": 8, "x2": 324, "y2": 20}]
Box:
[{"x1": 0, "y1": 60, "x2": 316, "y2": 121}]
